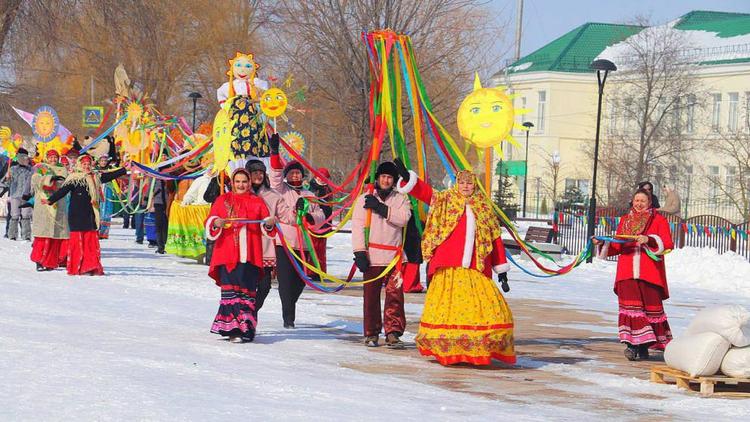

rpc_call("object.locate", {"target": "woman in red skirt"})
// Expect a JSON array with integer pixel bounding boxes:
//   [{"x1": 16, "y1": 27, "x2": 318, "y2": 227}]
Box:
[
  {"x1": 30, "y1": 149, "x2": 69, "y2": 271},
  {"x1": 594, "y1": 189, "x2": 673, "y2": 361},
  {"x1": 205, "y1": 168, "x2": 276, "y2": 343},
  {"x1": 44, "y1": 155, "x2": 126, "y2": 275}
]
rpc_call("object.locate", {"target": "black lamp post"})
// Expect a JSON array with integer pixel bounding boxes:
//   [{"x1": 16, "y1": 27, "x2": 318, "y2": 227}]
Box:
[
  {"x1": 522, "y1": 121, "x2": 534, "y2": 217},
  {"x1": 586, "y1": 59, "x2": 617, "y2": 262},
  {"x1": 188, "y1": 92, "x2": 202, "y2": 132}
]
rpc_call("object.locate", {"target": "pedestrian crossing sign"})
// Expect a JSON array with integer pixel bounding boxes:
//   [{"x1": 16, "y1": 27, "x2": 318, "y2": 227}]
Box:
[{"x1": 82, "y1": 106, "x2": 104, "y2": 128}]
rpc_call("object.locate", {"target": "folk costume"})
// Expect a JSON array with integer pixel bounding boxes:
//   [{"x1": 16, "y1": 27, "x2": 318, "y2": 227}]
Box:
[
  {"x1": 205, "y1": 169, "x2": 275, "y2": 342},
  {"x1": 598, "y1": 206, "x2": 673, "y2": 355},
  {"x1": 269, "y1": 144, "x2": 325, "y2": 328},
  {"x1": 47, "y1": 156, "x2": 126, "y2": 275},
  {"x1": 95, "y1": 158, "x2": 115, "y2": 239},
  {"x1": 351, "y1": 162, "x2": 412, "y2": 347},
  {"x1": 165, "y1": 176, "x2": 210, "y2": 260},
  {"x1": 398, "y1": 168, "x2": 515, "y2": 366},
  {"x1": 30, "y1": 150, "x2": 69, "y2": 270}
]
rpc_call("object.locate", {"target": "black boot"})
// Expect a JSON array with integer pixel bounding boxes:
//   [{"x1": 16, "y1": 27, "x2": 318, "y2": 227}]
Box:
[
  {"x1": 638, "y1": 344, "x2": 650, "y2": 360},
  {"x1": 624, "y1": 344, "x2": 639, "y2": 361}
]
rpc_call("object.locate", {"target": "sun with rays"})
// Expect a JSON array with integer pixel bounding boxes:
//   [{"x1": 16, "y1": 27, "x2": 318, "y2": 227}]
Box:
[{"x1": 457, "y1": 73, "x2": 531, "y2": 157}]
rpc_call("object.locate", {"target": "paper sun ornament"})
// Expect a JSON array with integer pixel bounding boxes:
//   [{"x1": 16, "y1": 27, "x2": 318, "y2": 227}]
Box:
[
  {"x1": 260, "y1": 88, "x2": 288, "y2": 118},
  {"x1": 456, "y1": 73, "x2": 530, "y2": 154},
  {"x1": 280, "y1": 131, "x2": 305, "y2": 162},
  {"x1": 32, "y1": 106, "x2": 60, "y2": 143},
  {"x1": 0, "y1": 126, "x2": 20, "y2": 158}
]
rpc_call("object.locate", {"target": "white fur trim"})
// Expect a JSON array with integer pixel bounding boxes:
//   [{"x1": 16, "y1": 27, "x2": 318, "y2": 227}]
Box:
[
  {"x1": 647, "y1": 234, "x2": 665, "y2": 255},
  {"x1": 205, "y1": 216, "x2": 222, "y2": 241},
  {"x1": 395, "y1": 170, "x2": 418, "y2": 194},
  {"x1": 239, "y1": 225, "x2": 247, "y2": 263},
  {"x1": 597, "y1": 241, "x2": 610, "y2": 260},
  {"x1": 462, "y1": 205, "x2": 476, "y2": 268},
  {"x1": 633, "y1": 248, "x2": 641, "y2": 279},
  {"x1": 493, "y1": 263, "x2": 511, "y2": 274}
]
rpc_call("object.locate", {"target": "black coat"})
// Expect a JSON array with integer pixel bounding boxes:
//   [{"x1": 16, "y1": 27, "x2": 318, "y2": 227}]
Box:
[{"x1": 47, "y1": 168, "x2": 126, "y2": 232}]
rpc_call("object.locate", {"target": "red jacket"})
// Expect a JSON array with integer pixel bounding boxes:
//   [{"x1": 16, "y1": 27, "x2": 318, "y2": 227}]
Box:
[
  {"x1": 205, "y1": 192, "x2": 275, "y2": 284},
  {"x1": 599, "y1": 212, "x2": 673, "y2": 299},
  {"x1": 397, "y1": 172, "x2": 510, "y2": 278}
]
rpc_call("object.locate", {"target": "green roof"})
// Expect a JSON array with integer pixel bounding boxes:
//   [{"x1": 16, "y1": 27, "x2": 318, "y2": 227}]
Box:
[
  {"x1": 504, "y1": 23, "x2": 643, "y2": 74},
  {"x1": 503, "y1": 10, "x2": 750, "y2": 76},
  {"x1": 674, "y1": 10, "x2": 750, "y2": 37}
]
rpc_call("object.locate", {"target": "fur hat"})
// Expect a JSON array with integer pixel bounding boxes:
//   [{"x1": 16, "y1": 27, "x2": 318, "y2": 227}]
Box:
[
  {"x1": 375, "y1": 161, "x2": 398, "y2": 180},
  {"x1": 245, "y1": 159, "x2": 267, "y2": 174},
  {"x1": 317, "y1": 167, "x2": 331, "y2": 179},
  {"x1": 16, "y1": 148, "x2": 29, "y2": 157},
  {"x1": 283, "y1": 160, "x2": 306, "y2": 178}
]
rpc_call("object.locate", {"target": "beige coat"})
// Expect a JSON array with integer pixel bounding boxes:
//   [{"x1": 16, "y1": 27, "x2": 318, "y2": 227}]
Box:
[
  {"x1": 351, "y1": 190, "x2": 411, "y2": 266},
  {"x1": 257, "y1": 186, "x2": 294, "y2": 263},
  {"x1": 31, "y1": 164, "x2": 69, "y2": 239},
  {"x1": 660, "y1": 188, "x2": 681, "y2": 217},
  {"x1": 269, "y1": 168, "x2": 325, "y2": 251}
]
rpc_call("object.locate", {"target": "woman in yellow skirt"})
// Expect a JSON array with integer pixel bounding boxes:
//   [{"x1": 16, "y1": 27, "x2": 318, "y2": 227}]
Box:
[{"x1": 395, "y1": 160, "x2": 515, "y2": 366}]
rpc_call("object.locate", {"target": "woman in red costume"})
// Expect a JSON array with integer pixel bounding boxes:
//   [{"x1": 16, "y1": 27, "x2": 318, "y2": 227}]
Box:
[
  {"x1": 594, "y1": 189, "x2": 673, "y2": 361},
  {"x1": 205, "y1": 168, "x2": 276, "y2": 343},
  {"x1": 44, "y1": 155, "x2": 126, "y2": 275}
]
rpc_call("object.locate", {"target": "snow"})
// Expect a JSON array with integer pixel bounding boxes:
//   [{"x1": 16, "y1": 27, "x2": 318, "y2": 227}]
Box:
[
  {"x1": 597, "y1": 19, "x2": 750, "y2": 67},
  {"x1": 3, "y1": 224, "x2": 750, "y2": 420}
]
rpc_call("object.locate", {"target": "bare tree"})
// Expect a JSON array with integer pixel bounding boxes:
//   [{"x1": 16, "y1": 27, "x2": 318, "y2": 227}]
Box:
[
  {"x1": 598, "y1": 18, "x2": 703, "y2": 205},
  {"x1": 270, "y1": 0, "x2": 510, "y2": 176},
  {"x1": 0, "y1": 0, "x2": 23, "y2": 60},
  {"x1": 708, "y1": 129, "x2": 750, "y2": 221}
]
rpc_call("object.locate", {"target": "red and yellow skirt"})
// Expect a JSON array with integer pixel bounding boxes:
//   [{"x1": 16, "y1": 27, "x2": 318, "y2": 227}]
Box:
[{"x1": 415, "y1": 267, "x2": 515, "y2": 366}]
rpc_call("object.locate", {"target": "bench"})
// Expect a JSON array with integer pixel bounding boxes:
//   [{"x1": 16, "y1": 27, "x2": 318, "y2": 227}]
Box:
[{"x1": 503, "y1": 225, "x2": 562, "y2": 258}]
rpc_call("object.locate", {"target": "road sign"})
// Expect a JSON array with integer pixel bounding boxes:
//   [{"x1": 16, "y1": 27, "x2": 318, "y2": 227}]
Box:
[{"x1": 82, "y1": 106, "x2": 104, "y2": 128}]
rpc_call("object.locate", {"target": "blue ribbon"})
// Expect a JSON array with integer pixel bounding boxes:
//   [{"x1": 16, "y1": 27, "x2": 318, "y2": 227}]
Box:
[{"x1": 79, "y1": 114, "x2": 129, "y2": 154}]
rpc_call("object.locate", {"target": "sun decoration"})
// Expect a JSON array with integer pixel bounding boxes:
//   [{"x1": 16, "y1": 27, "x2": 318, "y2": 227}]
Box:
[
  {"x1": 456, "y1": 73, "x2": 531, "y2": 156},
  {"x1": 32, "y1": 106, "x2": 60, "y2": 143},
  {"x1": 260, "y1": 87, "x2": 288, "y2": 118},
  {"x1": 280, "y1": 131, "x2": 305, "y2": 162}
]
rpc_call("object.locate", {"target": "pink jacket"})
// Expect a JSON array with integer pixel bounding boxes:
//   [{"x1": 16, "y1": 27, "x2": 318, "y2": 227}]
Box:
[
  {"x1": 352, "y1": 189, "x2": 412, "y2": 266},
  {"x1": 257, "y1": 186, "x2": 294, "y2": 263},
  {"x1": 269, "y1": 167, "x2": 325, "y2": 251}
]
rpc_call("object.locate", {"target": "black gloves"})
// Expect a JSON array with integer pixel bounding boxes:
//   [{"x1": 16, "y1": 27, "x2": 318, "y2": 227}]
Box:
[
  {"x1": 21, "y1": 193, "x2": 32, "y2": 201},
  {"x1": 498, "y1": 272, "x2": 510, "y2": 293},
  {"x1": 363, "y1": 194, "x2": 388, "y2": 218},
  {"x1": 354, "y1": 251, "x2": 370, "y2": 273},
  {"x1": 52, "y1": 175, "x2": 66, "y2": 182},
  {"x1": 269, "y1": 133, "x2": 280, "y2": 154},
  {"x1": 393, "y1": 157, "x2": 410, "y2": 183},
  {"x1": 304, "y1": 213, "x2": 315, "y2": 225},
  {"x1": 295, "y1": 197, "x2": 307, "y2": 212}
]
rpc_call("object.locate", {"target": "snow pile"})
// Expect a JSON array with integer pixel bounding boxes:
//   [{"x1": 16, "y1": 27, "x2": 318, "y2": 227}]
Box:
[{"x1": 666, "y1": 247, "x2": 750, "y2": 297}]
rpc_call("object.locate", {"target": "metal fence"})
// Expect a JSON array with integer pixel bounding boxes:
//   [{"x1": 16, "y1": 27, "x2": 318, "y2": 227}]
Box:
[{"x1": 549, "y1": 206, "x2": 750, "y2": 260}]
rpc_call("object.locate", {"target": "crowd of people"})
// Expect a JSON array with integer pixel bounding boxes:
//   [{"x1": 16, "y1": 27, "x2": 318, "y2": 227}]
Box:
[{"x1": 1, "y1": 130, "x2": 677, "y2": 367}]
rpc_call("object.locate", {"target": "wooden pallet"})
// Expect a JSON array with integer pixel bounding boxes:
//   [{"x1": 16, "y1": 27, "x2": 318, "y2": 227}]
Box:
[{"x1": 650, "y1": 365, "x2": 750, "y2": 398}]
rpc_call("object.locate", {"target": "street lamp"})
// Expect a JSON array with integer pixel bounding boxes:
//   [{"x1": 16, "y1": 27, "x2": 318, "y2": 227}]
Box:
[
  {"x1": 188, "y1": 92, "x2": 203, "y2": 132},
  {"x1": 522, "y1": 121, "x2": 534, "y2": 217},
  {"x1": 586, "y1": 59, "x2": 617, "y2": 262},
  {"x1": 551, "y1": 151, "x2": 561, "y2": 205}
]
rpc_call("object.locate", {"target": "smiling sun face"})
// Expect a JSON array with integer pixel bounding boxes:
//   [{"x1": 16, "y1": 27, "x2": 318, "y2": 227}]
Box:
[
  {"x1": 260, "y1": 88, "x2": 288, "y2": 118},
  {"x1": 456, "y1": 73, "x2": 530, "y2": 151}
]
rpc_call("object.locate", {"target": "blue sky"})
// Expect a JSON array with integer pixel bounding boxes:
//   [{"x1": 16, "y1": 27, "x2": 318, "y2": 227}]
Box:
[{"x1": 490, "y1": 0, "x2": 750, "y2": 60}]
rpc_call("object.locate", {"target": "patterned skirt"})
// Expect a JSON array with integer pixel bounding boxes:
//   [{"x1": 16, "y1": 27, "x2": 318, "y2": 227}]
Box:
[
  {"x1": 67, "y1": 231, "x2": 104, "y2": 275},
  {"x1": 211, "y1": 263, "x2": 260, "y2": 340},
  {"x1": 229, "y1": 96, "x2": 268, "y2": 158},
  {"x1": 415, "y1": 267, "x2": 515, "y2": 366},
  {"x1": 615, "y1": 278, "x2": 672, "y2": 349},
  {"x1": 165, "y1": 203, "x2": 210, "y2": 259}
]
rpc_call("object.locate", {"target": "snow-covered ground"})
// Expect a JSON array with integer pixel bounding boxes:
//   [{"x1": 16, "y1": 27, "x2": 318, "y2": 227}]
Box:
[{"x1": 2, "y1": 223, "x2": 750, "y2": 421}]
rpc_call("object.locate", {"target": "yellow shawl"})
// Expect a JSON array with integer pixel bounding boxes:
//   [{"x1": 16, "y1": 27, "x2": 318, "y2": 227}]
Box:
[{"x1": 421, "y1": 171, "x2": 501, "y2": 272}]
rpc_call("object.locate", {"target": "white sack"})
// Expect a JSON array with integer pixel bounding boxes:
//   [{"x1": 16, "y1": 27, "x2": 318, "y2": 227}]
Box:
[
  {"x1": 720, "y1": 346, "x2": 750, "y2": 379},
  {"x1": 664, "y1": 332, "x2": 730, "y2": 377},
  {"x1": 684, "y1": 305, "x2": 750, "y2": 347}
]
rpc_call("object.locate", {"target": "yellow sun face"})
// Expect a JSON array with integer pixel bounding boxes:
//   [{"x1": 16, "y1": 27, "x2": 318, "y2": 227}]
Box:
[
  {"x1": 35, "y1": 111, "x2": 57, "y2": 139},
  {"x1": 456, "y1": 73, "x2": 530, "y2": 152},
  {"x1": 260, "y1": 88, "x2": 288, "y2": 118}
]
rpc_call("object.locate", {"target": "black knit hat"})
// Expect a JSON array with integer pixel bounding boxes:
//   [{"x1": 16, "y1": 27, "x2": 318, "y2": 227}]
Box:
[
  {"x1": 283, "y1": 160, "x2": 306, "y2": 178},
  {"x1": 375, "y1": 161, "x2": 399, "y2": 180},
  {"x1": 245, "y1": 159, "x2": 267, "y2": 174},
  {"x1": 17, "y1": 148, "x2": 29, "y2": 157}
]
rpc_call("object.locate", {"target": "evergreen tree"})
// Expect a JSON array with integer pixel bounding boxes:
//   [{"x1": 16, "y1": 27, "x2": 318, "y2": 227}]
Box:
[{"x1": 494, "y1": 171, "x2": 519, "y2": 220}]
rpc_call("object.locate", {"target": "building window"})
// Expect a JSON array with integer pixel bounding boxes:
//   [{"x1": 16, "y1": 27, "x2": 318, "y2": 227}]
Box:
[
  {"x1": 671, "y1": 97, "x2": 681, "y2": 134},
  {"x1": 729, "y1": 92, "x2": 739, "y2": 132},
  {"x1": 686, "y1": 94, "x2": 696, "y2": 134},
  {"x1": 516, "y1": 96, "x2": 527, "y2": 135},
  {"x1": 709, "y1": 165, "x2": 720, "y2": 202},
  {"x1": 607, "y1": 100, "x2": 617, "y2": 134},
  {"x1": 623, "y1": 97, "x2": 633, "y2": 133},
  {"x1": 745, "y1": 92, "x2": 750, "y2": 133},
  {"x1": 712, "y1": 93, "x2": 722, "y2": 131},
  {"x1": 726, "y1": 166, "x2": 737, "y2": 193},
  {"x1": 536, "y1": 91, "x2": 546, "y2": 133}
]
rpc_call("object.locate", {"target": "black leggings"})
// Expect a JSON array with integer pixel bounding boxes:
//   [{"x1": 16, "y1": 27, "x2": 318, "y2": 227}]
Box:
[
  {"x1": 154, "y1": 203, "x2": 168, "y2": 252},
  {"x1": 255, "y1": 266, "x2": 273, "y2": 311},
  {"x1": 275, "y1": 246, "x2": 306, "y2": 325}
]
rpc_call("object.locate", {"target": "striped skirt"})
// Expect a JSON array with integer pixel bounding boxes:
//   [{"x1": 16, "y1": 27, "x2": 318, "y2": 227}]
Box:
[{"x1": 615, "y1": 278, "x2": 672, "y2": 350}]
